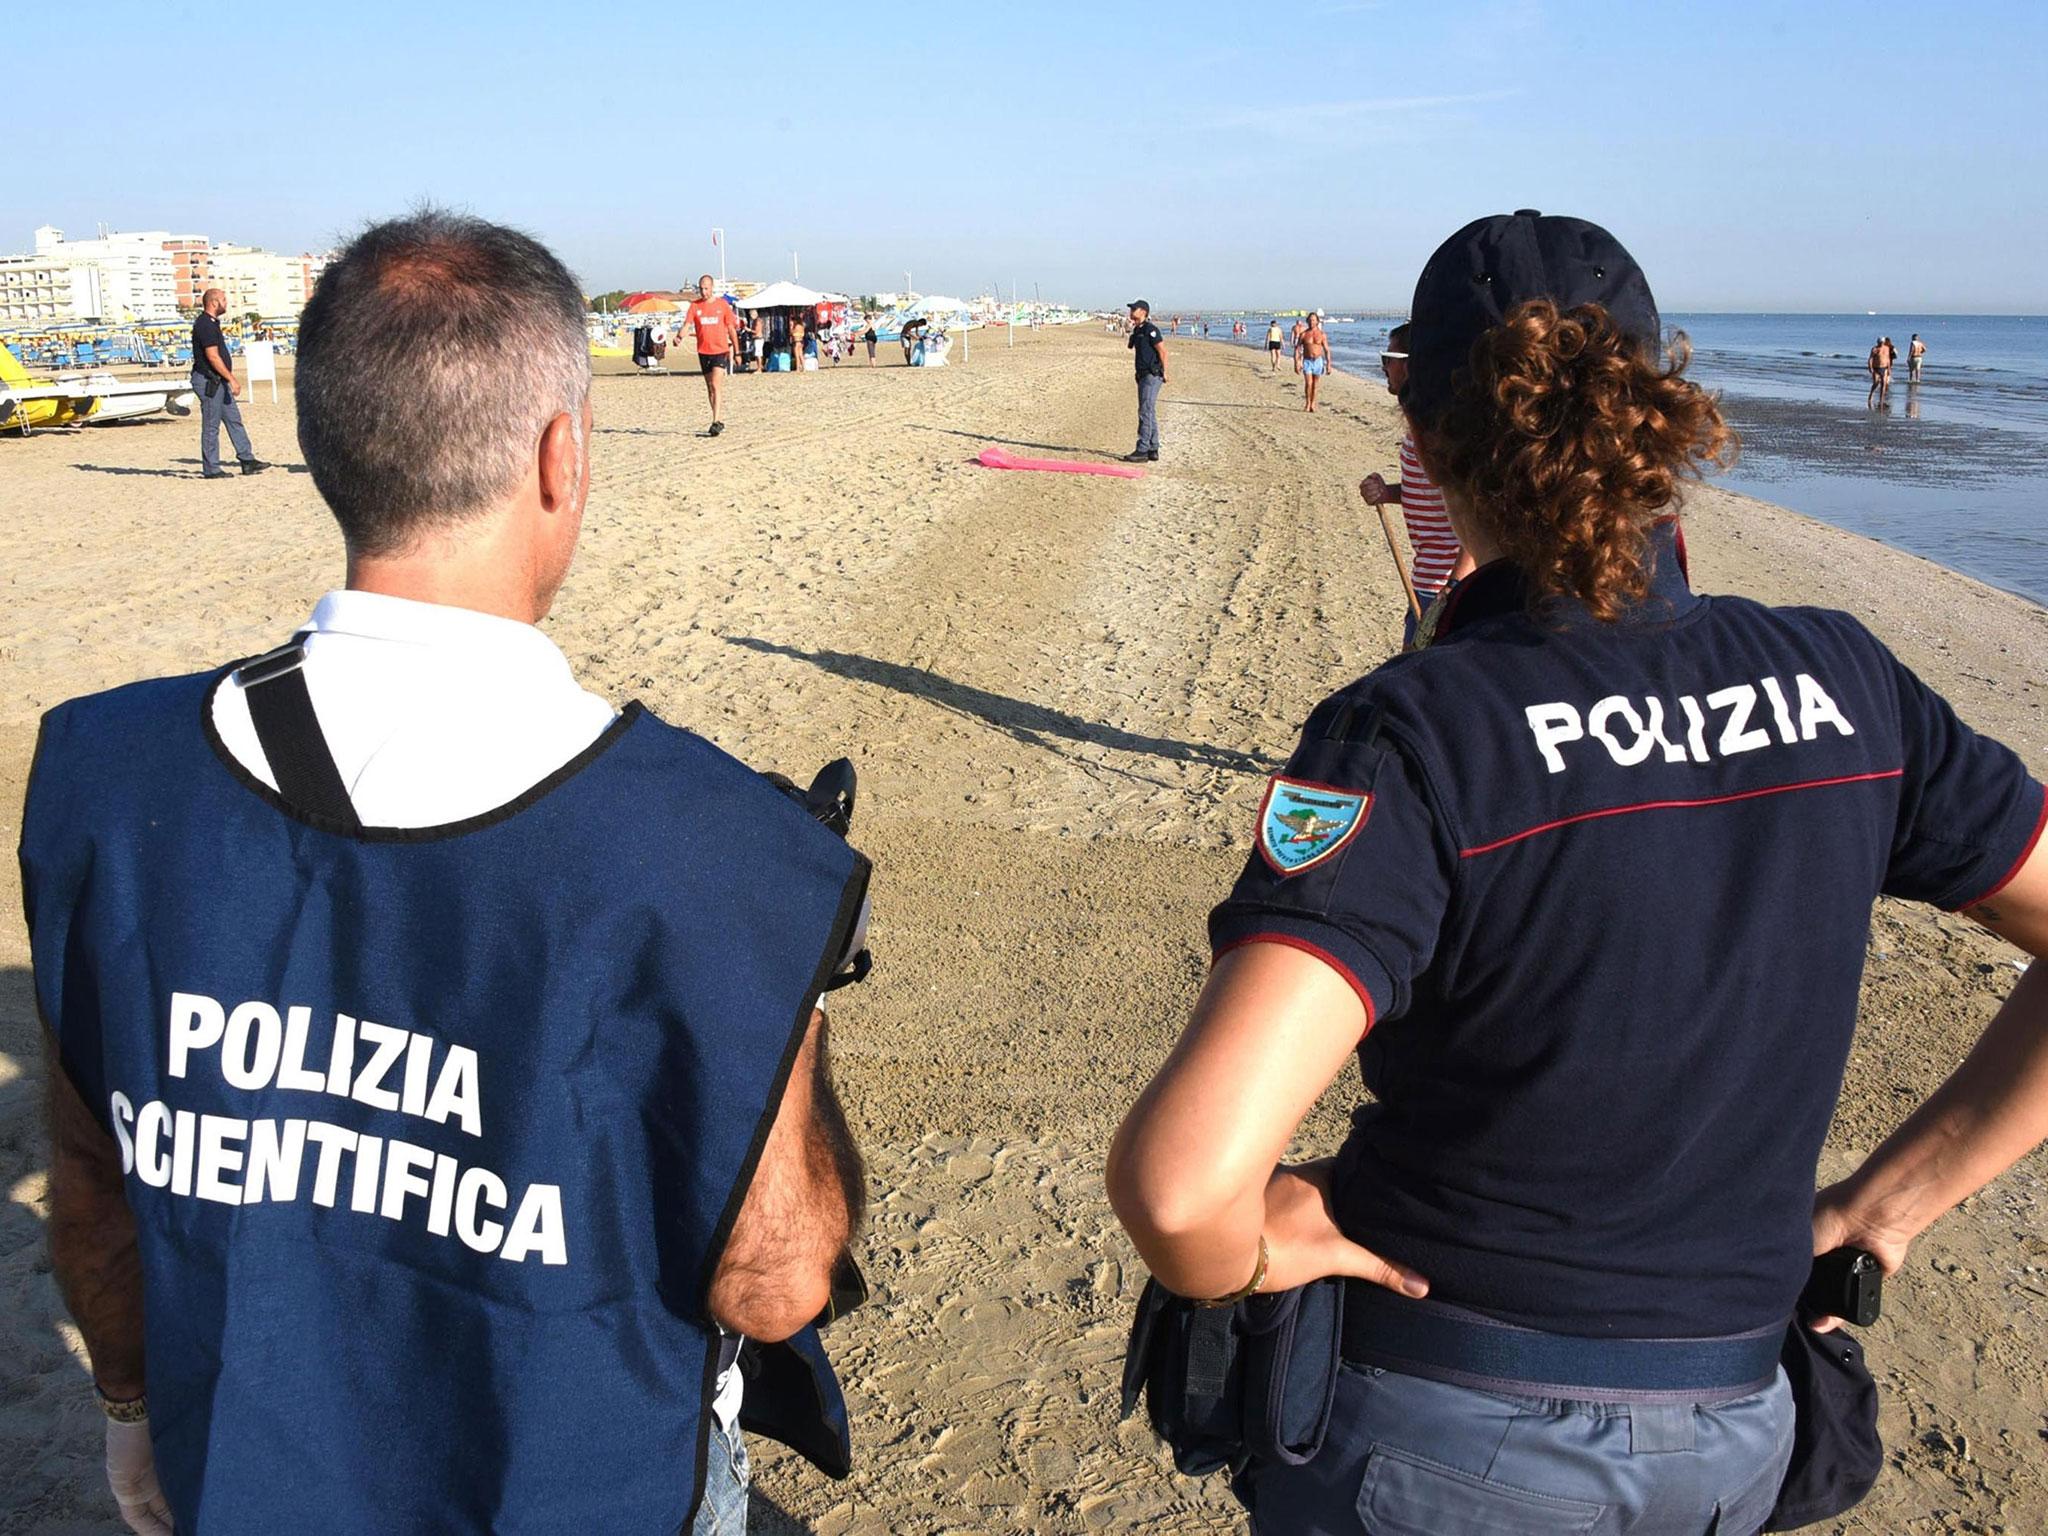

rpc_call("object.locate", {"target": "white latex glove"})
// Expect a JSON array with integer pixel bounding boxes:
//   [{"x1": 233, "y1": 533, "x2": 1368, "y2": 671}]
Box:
[{"x1": 105, "y1": 1417, "x2": 174, "y2": 1533}]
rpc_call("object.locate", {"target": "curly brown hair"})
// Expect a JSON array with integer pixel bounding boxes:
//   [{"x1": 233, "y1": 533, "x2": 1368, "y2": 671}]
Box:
[{"x1": 1416, "y1": 298, "x2": 1737, "y2": 622}]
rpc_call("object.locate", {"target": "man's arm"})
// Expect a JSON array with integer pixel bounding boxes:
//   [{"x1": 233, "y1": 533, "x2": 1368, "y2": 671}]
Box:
[
  {"x1": 1812, "y1": 840, "x2": 2048, "y2": 1290},
  {"x1": 1155, "y1": 338, "x2": 1168, "y2": 385},
  {"x1": 707, "y1": 1009, "x2": 864, "y2": 1341},
  {"x1": 203, "y1": 345, "x2": 238, "y2": 395},
  {"x1": 43, "y1": 1035, "x2": 147, "y2": 1398},
  {"x1": 1359, "y1": 472, "x2": 1403, "y2": 506}
]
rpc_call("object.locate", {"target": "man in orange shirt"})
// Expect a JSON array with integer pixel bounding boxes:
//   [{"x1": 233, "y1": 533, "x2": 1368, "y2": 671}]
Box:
[{"x1": 683, "y1": 274, "x2": 740, "y2": 435}]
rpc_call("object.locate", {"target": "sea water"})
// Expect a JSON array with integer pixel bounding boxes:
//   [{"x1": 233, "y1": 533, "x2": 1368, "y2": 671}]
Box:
[{"x1": 1210, "y1": 313, "x2": 2048, "y2": 607}]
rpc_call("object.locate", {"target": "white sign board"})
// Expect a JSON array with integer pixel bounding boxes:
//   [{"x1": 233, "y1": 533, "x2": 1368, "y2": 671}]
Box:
[{"x1": 243, "y1": 341, "x2": 278, "y2": 402}]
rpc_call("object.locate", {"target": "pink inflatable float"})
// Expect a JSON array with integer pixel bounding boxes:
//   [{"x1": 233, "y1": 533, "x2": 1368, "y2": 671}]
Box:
[{"x1": 976, "y1": 445, "x2": 1145, "y2": 478}]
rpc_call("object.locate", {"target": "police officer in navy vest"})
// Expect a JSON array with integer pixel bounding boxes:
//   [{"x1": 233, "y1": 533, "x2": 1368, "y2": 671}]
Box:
[
  {"x1": 1109, "y1": 212, "x2": 2048, "y2": 1533},
  {"x1": 25, "y1": 210, "x2": 871, "y2": 1534}
]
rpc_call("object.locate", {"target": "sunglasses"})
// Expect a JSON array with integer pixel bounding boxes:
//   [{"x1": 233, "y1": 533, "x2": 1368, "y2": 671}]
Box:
[{"x1": 1379, "y1": 350, "x2": 1409, "y2": 371}]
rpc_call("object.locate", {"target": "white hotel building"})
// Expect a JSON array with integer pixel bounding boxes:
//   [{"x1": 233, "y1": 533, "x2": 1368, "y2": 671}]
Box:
[{"x1": 0, "y1": 225, "x2": 330, "y2": 326}]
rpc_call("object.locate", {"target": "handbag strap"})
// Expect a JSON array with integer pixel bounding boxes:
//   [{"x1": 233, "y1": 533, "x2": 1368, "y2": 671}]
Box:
[{"x1": 235, "y1": 640, "x2": 362, "y2": 830}]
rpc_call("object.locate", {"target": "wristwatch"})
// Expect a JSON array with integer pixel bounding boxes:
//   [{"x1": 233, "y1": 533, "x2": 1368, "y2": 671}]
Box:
[{"x1": 94, "y1": 1386, "x2": 149, "y2": 1424}]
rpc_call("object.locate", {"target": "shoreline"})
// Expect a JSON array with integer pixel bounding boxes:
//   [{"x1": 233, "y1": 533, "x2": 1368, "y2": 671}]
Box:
[
  {"x1": 2, "y1": 328, "x2": 2044, "y2": 1533},
  {"x1": 1189, "y1": 328, "x2": 2048, "y2": 612}
]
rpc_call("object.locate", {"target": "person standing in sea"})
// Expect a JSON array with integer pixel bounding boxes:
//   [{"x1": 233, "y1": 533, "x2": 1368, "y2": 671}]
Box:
[
  {"x1": 1867, "y1": 336, "x2": 1891, "y2": 406},
  {"x1": 1909, "y1": 333, "x2": 1926, "y2": 383}
]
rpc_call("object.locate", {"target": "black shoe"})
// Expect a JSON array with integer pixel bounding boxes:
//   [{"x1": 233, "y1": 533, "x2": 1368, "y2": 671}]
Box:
[
  {"x1": 1122, "y1": 451, "x2": 1149, "y2": 463},
  {"x1": 239, "y1": 459, "x2": 267, "y2": 475},
  {"x1": 1146, "y1": 451, "x2": 1159, "y2": 461},
  {"x1": 202, "y1": 469, "x2": 233, "y2": 479},
  {"x1": 709, "y1": 421, "x2": 724, "y2": 436}
]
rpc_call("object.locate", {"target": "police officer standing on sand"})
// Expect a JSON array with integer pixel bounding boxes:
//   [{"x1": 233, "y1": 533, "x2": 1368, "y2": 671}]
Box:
[
  {"x1": 1124, "y1": 298, "x2": 1167, "y2": 463},
  {"x1": 28, "y1": 211, "x2": 872, "y2": 1535},
  {"x1": 1112, "y1": 211, "x2": 2048, "y2": 1533},
  {"x1": 189, "y1": 286, "x2": 265, "y2": 479}
]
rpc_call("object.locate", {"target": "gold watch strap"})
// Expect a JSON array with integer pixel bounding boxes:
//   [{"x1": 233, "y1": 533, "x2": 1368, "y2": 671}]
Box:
[{"x1": 1194, "y1": 1234, "x2": 1269, "y2": 1309}]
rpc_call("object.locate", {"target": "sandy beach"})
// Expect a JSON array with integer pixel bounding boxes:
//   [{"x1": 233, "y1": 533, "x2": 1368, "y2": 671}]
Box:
[{"x1": 3, "y1": 328, "x2": 2045, "y2": 1534}]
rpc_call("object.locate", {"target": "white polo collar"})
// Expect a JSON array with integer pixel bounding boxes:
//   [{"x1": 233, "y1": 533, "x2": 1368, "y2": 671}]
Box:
[{"x1": 304, "y1": 589, "x2": 578, "y2": 678}]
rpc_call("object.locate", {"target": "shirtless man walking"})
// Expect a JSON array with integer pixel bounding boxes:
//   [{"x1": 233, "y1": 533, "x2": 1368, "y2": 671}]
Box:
[
  {"x1": 1298, "y1": 312, "x2": 1332, "y2": 412},
  {"x1": 1867, "y1": 335, "x2": 1896, "y2": 406},
  {"x1": 1908, "y1": 333, "x2": 1926, "y2": 383}
]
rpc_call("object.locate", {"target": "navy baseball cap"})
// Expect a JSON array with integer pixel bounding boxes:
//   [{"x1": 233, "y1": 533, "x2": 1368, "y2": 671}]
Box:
[
  {"x1": 1128, "y1": 298, "x2": 1150, "y2": 312},
  {"x1": 1403, "y1": 210, "x2": 1660, "y2": 432}
]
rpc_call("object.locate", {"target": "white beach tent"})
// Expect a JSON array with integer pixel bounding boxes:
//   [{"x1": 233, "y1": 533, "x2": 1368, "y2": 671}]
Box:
[
  {"x1": 735, "y1": 280, "x2": 826, "y2": 310},
  {"x1": 903, "y1": 294, "x2": 968, "y2": 319}
]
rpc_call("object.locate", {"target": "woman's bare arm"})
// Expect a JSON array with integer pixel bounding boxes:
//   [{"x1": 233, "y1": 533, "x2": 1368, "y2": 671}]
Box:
[
  {"x1": 1107, "y1": 943, "x2": 1425, "y2": 1299},
  {"x1": 1813, "y1": 840, "x2": 2048, "y2": 1285}
]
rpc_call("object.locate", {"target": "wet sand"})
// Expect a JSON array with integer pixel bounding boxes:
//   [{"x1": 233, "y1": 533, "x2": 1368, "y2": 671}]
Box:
[{"x1": 2, "y1": 329, "x2": 2045, "y2": 1533}]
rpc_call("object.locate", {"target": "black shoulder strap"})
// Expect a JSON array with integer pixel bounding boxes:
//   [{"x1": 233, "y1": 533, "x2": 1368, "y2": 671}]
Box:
[{"x1": 236, "y1": 642, "x2": 362, "y2": 829}]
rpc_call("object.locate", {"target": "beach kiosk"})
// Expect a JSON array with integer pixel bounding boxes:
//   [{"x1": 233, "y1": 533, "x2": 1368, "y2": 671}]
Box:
[
  {"x1": 903, "y1": 296, "x2": 968, "y2": 366},
  {"x1": 736, "y1": 280, "x2": 827, "y2": 373}
]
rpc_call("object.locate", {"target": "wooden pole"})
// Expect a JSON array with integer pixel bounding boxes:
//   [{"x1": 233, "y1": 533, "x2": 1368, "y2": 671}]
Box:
[{"x1": 1377, "y1": 504, "x2": 1423, "y2": 621}]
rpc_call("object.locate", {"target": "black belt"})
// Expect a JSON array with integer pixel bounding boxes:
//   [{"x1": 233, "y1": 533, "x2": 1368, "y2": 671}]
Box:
[{"x1": 1341, "y1": 1281, "x2": 1784, "y2": 1405}]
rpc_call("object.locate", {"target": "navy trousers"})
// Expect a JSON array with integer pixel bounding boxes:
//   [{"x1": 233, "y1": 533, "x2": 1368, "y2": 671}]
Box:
[
  {"x1": 1235, "y1": 1364, "x2": 1794, "y2": 1536},
  {"x1": 192, "y1": 369, "x2": 254, "y2": 472},
  {"x1": 1135, "y1": 373, "x2": 1163, "y2": 454}
]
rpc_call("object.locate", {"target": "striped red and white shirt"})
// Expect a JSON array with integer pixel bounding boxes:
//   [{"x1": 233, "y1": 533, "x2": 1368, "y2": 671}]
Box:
[{"x1": 1398, "y1": 435, "x2": 1462, "y2": 595}]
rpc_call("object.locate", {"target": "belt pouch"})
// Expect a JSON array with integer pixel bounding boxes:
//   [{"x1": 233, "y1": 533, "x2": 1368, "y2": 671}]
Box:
[{"x1": 1119, "y1": 1276, "x2": 1346, "y2": 1477}]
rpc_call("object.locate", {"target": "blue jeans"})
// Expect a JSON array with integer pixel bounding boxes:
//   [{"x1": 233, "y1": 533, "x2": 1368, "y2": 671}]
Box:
[
  {"x1": 192, "y1": 370, "x2": 254, "y2": 472},
  {"x1": 1135, "y1": 373, "x2": 1163, "y2": 454},
  {"x1": 691, "y1": 1418, "x2": 750, "y2": 1535},
  {"x1": 1236, "y1": 1364, "x2": 1794, "y2": 1536}
]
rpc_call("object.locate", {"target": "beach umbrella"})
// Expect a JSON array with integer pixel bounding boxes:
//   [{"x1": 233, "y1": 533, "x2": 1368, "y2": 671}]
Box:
[{"x1": 735, "y1": 280, "x2": 826, "y2": 310}]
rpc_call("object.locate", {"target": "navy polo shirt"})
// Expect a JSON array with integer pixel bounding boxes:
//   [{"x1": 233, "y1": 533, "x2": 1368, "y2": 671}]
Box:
[
  {"x1": 1210, "y1": 524, "x2": 2045, "y2": 1339},
  {"x1": 1129, "y1": 320, "x2": 1164, "y2": 377},
  {"x1": 191, "y1": 312, "x2": 231, "y2": 381}
]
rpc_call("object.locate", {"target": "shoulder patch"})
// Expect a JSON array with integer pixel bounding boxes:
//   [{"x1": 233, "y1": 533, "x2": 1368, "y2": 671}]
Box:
[{"x1": 1257, "y1": 776, "x2": 1371, "y2": 875}]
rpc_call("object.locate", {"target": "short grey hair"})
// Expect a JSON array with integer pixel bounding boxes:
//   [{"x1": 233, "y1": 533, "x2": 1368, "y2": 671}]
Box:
[{"x1": 296, "y1": 209, "x2": 591, "y2": 555}]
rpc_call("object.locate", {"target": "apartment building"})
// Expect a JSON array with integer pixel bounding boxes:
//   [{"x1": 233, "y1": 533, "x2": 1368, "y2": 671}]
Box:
[
  {"x1": 211, "y1": 244, "x2": 312, "y2": 318},
  {"x1": 164, "y1": 236, "x2": 213, "y2": 308},
  {"x1": 31, "y1": 226, "x2": 179, "y2": 320},
  {"x1": 0, "y1": 252, "x2": 106, "y2": 324}
]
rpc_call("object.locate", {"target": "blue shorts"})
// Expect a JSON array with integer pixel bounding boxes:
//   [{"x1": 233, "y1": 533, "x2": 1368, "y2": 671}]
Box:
[
  {"x1": 1304, "y1": 357, "x2": 1327, "y2": 376},
  {"x1": 1236, "y1": 1363, "x2": 1794, "y2": 1536}
]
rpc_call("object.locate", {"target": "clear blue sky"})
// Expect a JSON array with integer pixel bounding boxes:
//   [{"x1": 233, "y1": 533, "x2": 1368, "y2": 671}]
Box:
[{"x1": 9, "y1": 0, "x2": 2043, "y2": 312}]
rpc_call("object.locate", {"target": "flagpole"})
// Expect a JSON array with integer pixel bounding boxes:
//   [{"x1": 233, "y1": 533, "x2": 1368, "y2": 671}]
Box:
[{"x1": 712, "y1": 228, "x2": 725, "y2": 288}]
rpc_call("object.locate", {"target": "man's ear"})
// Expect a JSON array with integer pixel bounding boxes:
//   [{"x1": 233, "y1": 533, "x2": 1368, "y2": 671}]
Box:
[{"x1": 537, "y1": 410, "x2": 580, "y2": 512}]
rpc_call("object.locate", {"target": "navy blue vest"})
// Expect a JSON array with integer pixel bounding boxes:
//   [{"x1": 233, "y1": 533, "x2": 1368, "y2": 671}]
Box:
[{"x1": 21, "y1": 666, "x2": 869, "y2": 1533}]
